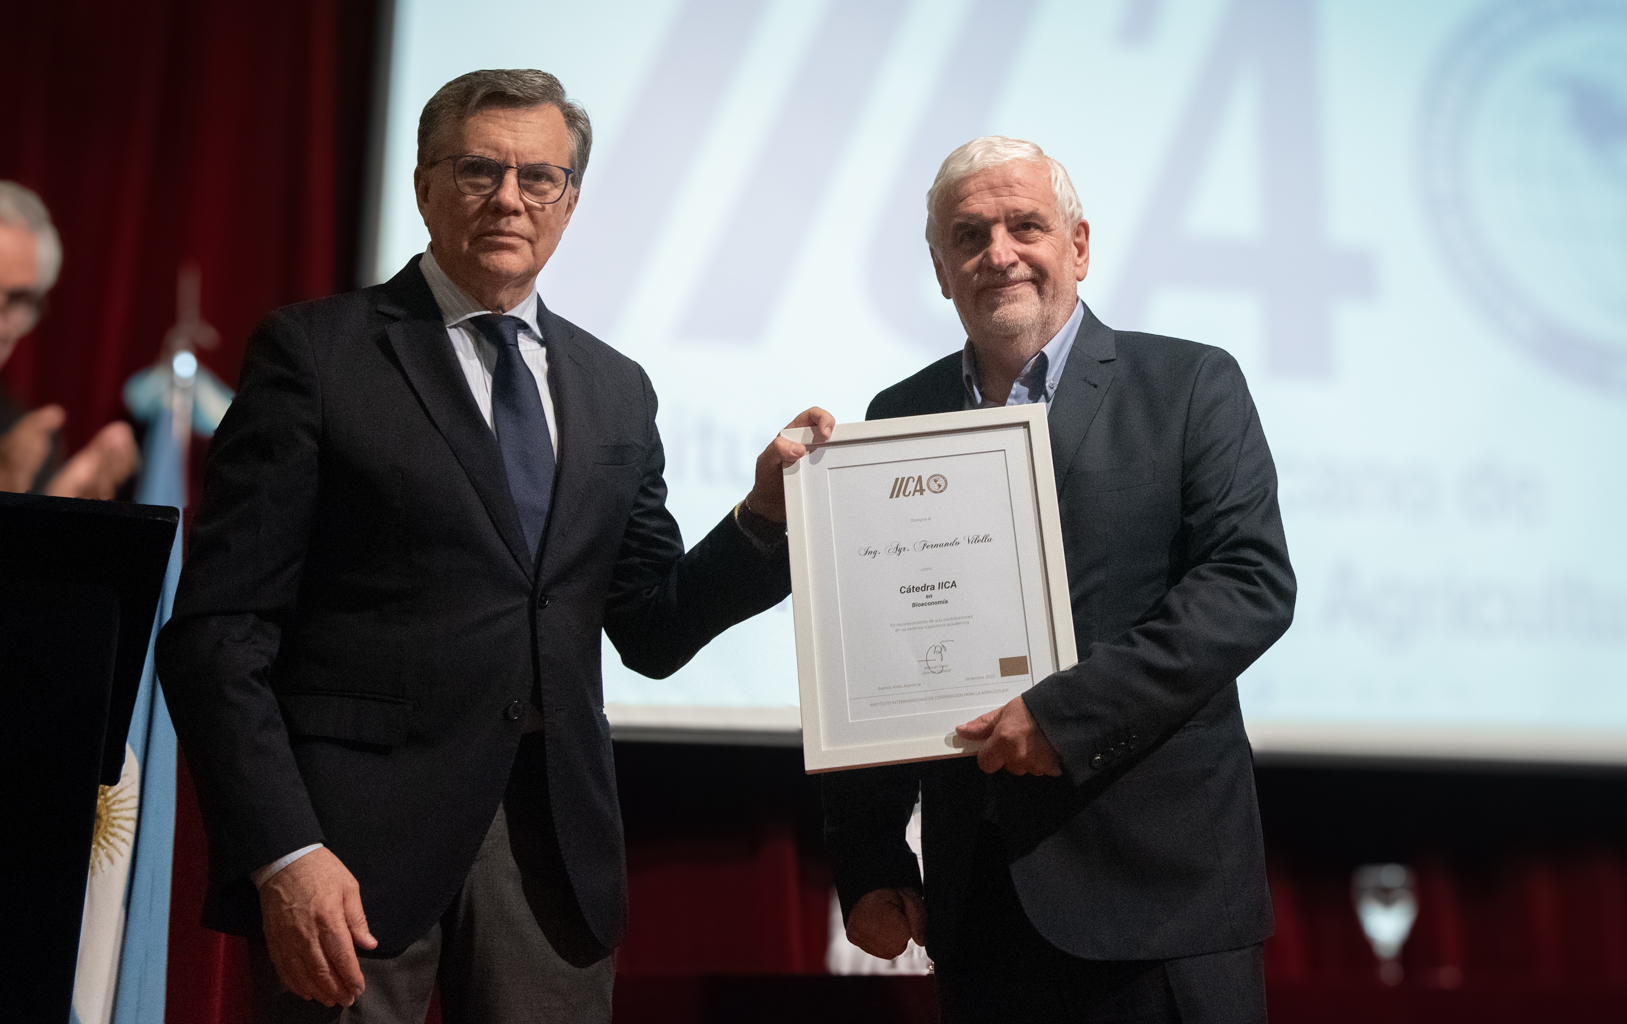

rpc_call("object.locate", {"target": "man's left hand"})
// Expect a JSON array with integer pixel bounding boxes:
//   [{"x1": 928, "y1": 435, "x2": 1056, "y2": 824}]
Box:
[
  {"x1": 743, "y1": 407, "x2": 835, "y2": 522},
  {"x1": 956, "y1": 696, "x2": 1062, "y2": 776},
  {"x1": 46, "y1": 421, "x2": 140, "y2": 500}
]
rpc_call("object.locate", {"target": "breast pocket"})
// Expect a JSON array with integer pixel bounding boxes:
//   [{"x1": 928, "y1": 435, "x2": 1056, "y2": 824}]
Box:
[
  {"x1": 1073, "y1": 459, "x2": 1156, "y2": 493},
  {"x1": 1060, "y1": 456, "x2": 1175, "y2": 584},
  {"x1": 593, "y1": 442, "x2": 643, "y2": 466}
]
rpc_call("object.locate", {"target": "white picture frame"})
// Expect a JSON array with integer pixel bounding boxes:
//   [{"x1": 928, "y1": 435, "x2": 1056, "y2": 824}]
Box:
[{"x1": 781, "y1": 404, "x2": 1077, "y2": 773}]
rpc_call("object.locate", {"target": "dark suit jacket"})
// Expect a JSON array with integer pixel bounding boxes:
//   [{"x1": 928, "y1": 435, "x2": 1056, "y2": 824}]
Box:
[
  {"x1": 824, "y1": 302, "x2": 1295, "y2": 964},
  {"x1": 156, "y1": 257, "x2": 788, "y2": 954}
]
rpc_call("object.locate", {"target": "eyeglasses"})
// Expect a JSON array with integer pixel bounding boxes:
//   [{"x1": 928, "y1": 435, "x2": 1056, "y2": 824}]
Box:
[
  {"x1": 431, "y1": 154, "x2": 575, "y2": 206},
  {"x1": 1, "y1": 287, "x2": 46, "y2": 333}
]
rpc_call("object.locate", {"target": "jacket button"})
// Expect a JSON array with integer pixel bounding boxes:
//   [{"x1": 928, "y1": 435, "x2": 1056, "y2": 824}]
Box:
[
  {"x1": 504, "y1": 700, "x2": 523, "y2": 722},
  {"x1": 1090, "y1": 754, "x2": 1103, "y2": 769},
  {"x1": 537, "y1": 594, "x2": 550, "y2": 609}
]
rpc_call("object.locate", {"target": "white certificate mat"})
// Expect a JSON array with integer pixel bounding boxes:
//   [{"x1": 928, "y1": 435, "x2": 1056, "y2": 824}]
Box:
[{"x1": 783, "y1": 405, "x2": 1076, "y2": 772}]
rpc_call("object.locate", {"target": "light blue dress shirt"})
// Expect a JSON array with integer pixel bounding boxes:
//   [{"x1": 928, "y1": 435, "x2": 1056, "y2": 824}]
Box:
[{"x1": 962, "y1": 299, "x2": 1085, "y2": 411}]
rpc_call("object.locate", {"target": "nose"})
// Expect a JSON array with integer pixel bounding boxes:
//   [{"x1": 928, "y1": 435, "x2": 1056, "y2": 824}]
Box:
[
  {"x1": 489, "y1": 166, "x2": 526, "y2": 214},
  {"x1": 984, "y1": 224, "x2": 1019, "y2": 270}
]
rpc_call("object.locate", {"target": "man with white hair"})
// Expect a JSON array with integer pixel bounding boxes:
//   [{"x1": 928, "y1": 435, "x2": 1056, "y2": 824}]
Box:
[
  {"x1": 824, "y1": 138, "x2": 1296, "y2": 1022},
  {"x1": 0, "y1": 180, "x2": 138, "y2": 498}
]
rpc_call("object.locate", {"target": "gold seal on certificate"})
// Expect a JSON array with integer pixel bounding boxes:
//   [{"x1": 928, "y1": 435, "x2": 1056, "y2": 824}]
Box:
[{"x1": 781, "y1": 404, "x2": 1076, "y2": 772}]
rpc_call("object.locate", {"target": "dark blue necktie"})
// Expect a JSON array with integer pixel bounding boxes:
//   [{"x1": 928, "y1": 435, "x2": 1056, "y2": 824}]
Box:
[{"x1": 469, "y1": 313, "x2": 555, "y2": 561}]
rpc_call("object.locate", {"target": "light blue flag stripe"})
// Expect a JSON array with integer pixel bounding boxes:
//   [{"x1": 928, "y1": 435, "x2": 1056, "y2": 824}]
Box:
[{"x1": 110, "y1": 406, "x2": 185, "y2": 1023}]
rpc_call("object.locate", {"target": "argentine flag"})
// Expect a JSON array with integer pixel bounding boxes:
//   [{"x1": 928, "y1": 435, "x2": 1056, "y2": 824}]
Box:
[{"x1": 70, "y1": 351, "x2": 230, "y2": 1024}]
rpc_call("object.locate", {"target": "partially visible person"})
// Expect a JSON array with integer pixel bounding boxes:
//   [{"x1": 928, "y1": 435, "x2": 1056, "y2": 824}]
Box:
[{"x1": 0, "y1": 181, "x2": 138, "y2": 498}]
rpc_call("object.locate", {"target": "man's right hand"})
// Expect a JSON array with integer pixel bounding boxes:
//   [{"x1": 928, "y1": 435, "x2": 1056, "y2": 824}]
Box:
[
  {"x1": 0, "y1": 403, "x2": 64, "y2": 492},
  {"x1": 845, "y1": 886, "x2": 927, "y2": 960},
  {"x1": 258, "y1": 847, "x2": 378, "y2": 1007}
]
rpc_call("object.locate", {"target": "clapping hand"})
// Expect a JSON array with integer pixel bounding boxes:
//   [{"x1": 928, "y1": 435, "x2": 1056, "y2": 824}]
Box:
[
  {"x1": 45, "y1": 420, "x2": 139, "y2": 499},
  {"x1": 0, "y1": 404, "x2": 139, "y2": 499}
]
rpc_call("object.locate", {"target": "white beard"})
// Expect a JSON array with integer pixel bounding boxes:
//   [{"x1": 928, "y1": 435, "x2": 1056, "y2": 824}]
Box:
[{"x1": 970, "y1": 285, "x2": 1046, "y2": 339}]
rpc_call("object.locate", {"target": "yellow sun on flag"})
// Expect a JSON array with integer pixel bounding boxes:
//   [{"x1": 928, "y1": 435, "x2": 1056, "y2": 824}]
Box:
[{"x1": 89, "y1": 771, "x2": 138, "y2": 876}]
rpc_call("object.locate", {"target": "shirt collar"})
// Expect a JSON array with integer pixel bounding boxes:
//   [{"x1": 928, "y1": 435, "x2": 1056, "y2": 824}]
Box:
[
  {"x1": 419, "y1": 247, "x2": 543, "y2": 340},
  {"x1": 962, "y1": 299, "x2": 1085, "y2": 409}
]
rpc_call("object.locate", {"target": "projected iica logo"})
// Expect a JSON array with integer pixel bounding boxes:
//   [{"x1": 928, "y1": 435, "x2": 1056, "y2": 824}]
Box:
[{"x1": 1421, "y1": 0, "x2": 1627, "y2": 396}]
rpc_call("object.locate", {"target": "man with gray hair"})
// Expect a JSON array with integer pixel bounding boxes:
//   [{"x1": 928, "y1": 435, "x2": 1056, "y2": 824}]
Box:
[
  {"x1": 158, "y1": 70, "x2": 831, "y2": 1021},
  {"x1": 824, "y1": 137, "x2": 1295, "y2": 1022},
  {"x1": 0, "y1": 180, "x2": 139, "y2": 498}
]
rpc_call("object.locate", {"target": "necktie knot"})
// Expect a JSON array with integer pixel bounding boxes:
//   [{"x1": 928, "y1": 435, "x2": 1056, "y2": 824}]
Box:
[{"x1": 469, "y1": 313, "x2": 527, "y2": 349}]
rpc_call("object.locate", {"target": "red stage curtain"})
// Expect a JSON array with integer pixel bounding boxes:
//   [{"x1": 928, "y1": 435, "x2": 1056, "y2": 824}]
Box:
[
  {"x1": 3, "y1": 4, "x2": 377, "y2": 1022},
  {"x1": 1265, "y1": 843, "x2": 1627, "y2": 993},
  {"x1": 1, "y1": 0, "x2": 376, "y2": 458},
  {"x1": 620, "y1": 819, "x2": 832, "y2": 976}
]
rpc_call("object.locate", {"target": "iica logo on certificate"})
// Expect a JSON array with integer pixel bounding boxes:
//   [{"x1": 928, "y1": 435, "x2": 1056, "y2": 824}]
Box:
[
  {"x1": 886, "y1": 472, "x2": 949, "y2": 499},
  {"x1": 827, "y1": 449, "x2": 1035, "y2": 724}
]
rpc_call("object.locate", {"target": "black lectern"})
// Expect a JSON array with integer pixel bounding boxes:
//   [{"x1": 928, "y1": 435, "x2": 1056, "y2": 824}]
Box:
[{"x1": 0, "y1": 491, "x2": 179, "y2": 1024}]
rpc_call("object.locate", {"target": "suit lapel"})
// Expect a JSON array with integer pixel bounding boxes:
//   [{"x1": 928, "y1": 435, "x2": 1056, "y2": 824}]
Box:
[
  {"x1": 1046, "y1": 303, "x2": 1117, "y2": 487},
  {"x1": 921, "y1": 367, "x2": 965, "y2": 416},
  {"x1": 901, "y1": 355, "x2": 965, "y2": 418},
  {"x1": 377, "y1": 259, "x2": 535, "y2": 580},
  {"x1": 533, "y1": 304, "x2": 593, "y2": 583}
]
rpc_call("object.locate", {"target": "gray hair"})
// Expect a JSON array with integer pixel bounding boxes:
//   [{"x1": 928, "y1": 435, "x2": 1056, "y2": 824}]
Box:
[
  {"x1": 0, "y1": 181, "x2": 62, "y2": 290},
  {"x1": 924, "y1": 136, "x2": 1082, "y2": 247},
  {"x1": 417, "y1": 69, "x2": 594, "y2": 186}
]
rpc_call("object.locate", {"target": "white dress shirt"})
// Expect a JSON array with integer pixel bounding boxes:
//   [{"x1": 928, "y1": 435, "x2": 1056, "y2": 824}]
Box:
[
  {"x1": 252, "y1": 251, "x2": 559, "y2": 889},
  {"x1": 418, "y1": 248, "x2": 559, "y2": 457}
]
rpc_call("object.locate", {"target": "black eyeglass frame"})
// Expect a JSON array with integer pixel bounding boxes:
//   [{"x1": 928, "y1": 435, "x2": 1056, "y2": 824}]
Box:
[{"x1": 429, "y1": 154, "x2": 577, "y2": 206}]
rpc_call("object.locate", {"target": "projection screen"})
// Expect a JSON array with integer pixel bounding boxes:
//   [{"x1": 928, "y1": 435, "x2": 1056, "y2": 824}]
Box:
[{"x1": 370, "y1": 0, "x2": 1627, "y2": 762}]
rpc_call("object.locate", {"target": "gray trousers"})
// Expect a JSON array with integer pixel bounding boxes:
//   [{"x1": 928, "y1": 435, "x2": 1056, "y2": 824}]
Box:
[{"x1": 250, "y1": 737, "x2": 614, "y2": 1023}]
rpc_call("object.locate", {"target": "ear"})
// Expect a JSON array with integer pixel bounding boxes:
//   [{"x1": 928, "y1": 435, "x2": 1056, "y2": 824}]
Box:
[
  {"x1": 1073, "y1": 219, "x2": 1091, "y2": 282},
  {"x1": 561, "y1": 186, "x2": 580, "y2": 230},
  {"x1": 414, "y1": 166, "x2": 431, "y2": 219},
  {"x1": 931, "y1": 246, "x2": 952, "y2": 300}
]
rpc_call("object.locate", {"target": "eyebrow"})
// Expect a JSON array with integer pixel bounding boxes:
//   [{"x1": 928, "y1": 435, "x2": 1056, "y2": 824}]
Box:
[{"x1": 950, "y1": 207, "x2": 1052, "y2": 228}]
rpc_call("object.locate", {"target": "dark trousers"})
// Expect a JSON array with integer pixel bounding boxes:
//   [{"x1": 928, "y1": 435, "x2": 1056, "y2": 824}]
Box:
[
  {"x1": 933, "y1": 826, "x2": 1266, "y2": 1024},
  {"x1": 250, "y1": 734, "x2": 614, "y2": 1023}
]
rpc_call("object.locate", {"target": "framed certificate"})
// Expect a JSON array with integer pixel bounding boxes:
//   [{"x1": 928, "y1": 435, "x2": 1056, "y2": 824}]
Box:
[{"x1": 781, "y1": 404, "x2": 1077, "y2": 772}]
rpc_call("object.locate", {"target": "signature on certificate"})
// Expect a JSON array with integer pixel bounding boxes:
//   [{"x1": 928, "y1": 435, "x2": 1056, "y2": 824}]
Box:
[{"x1": 918, "y1": 640, "x2": 953, "y2": 675}]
